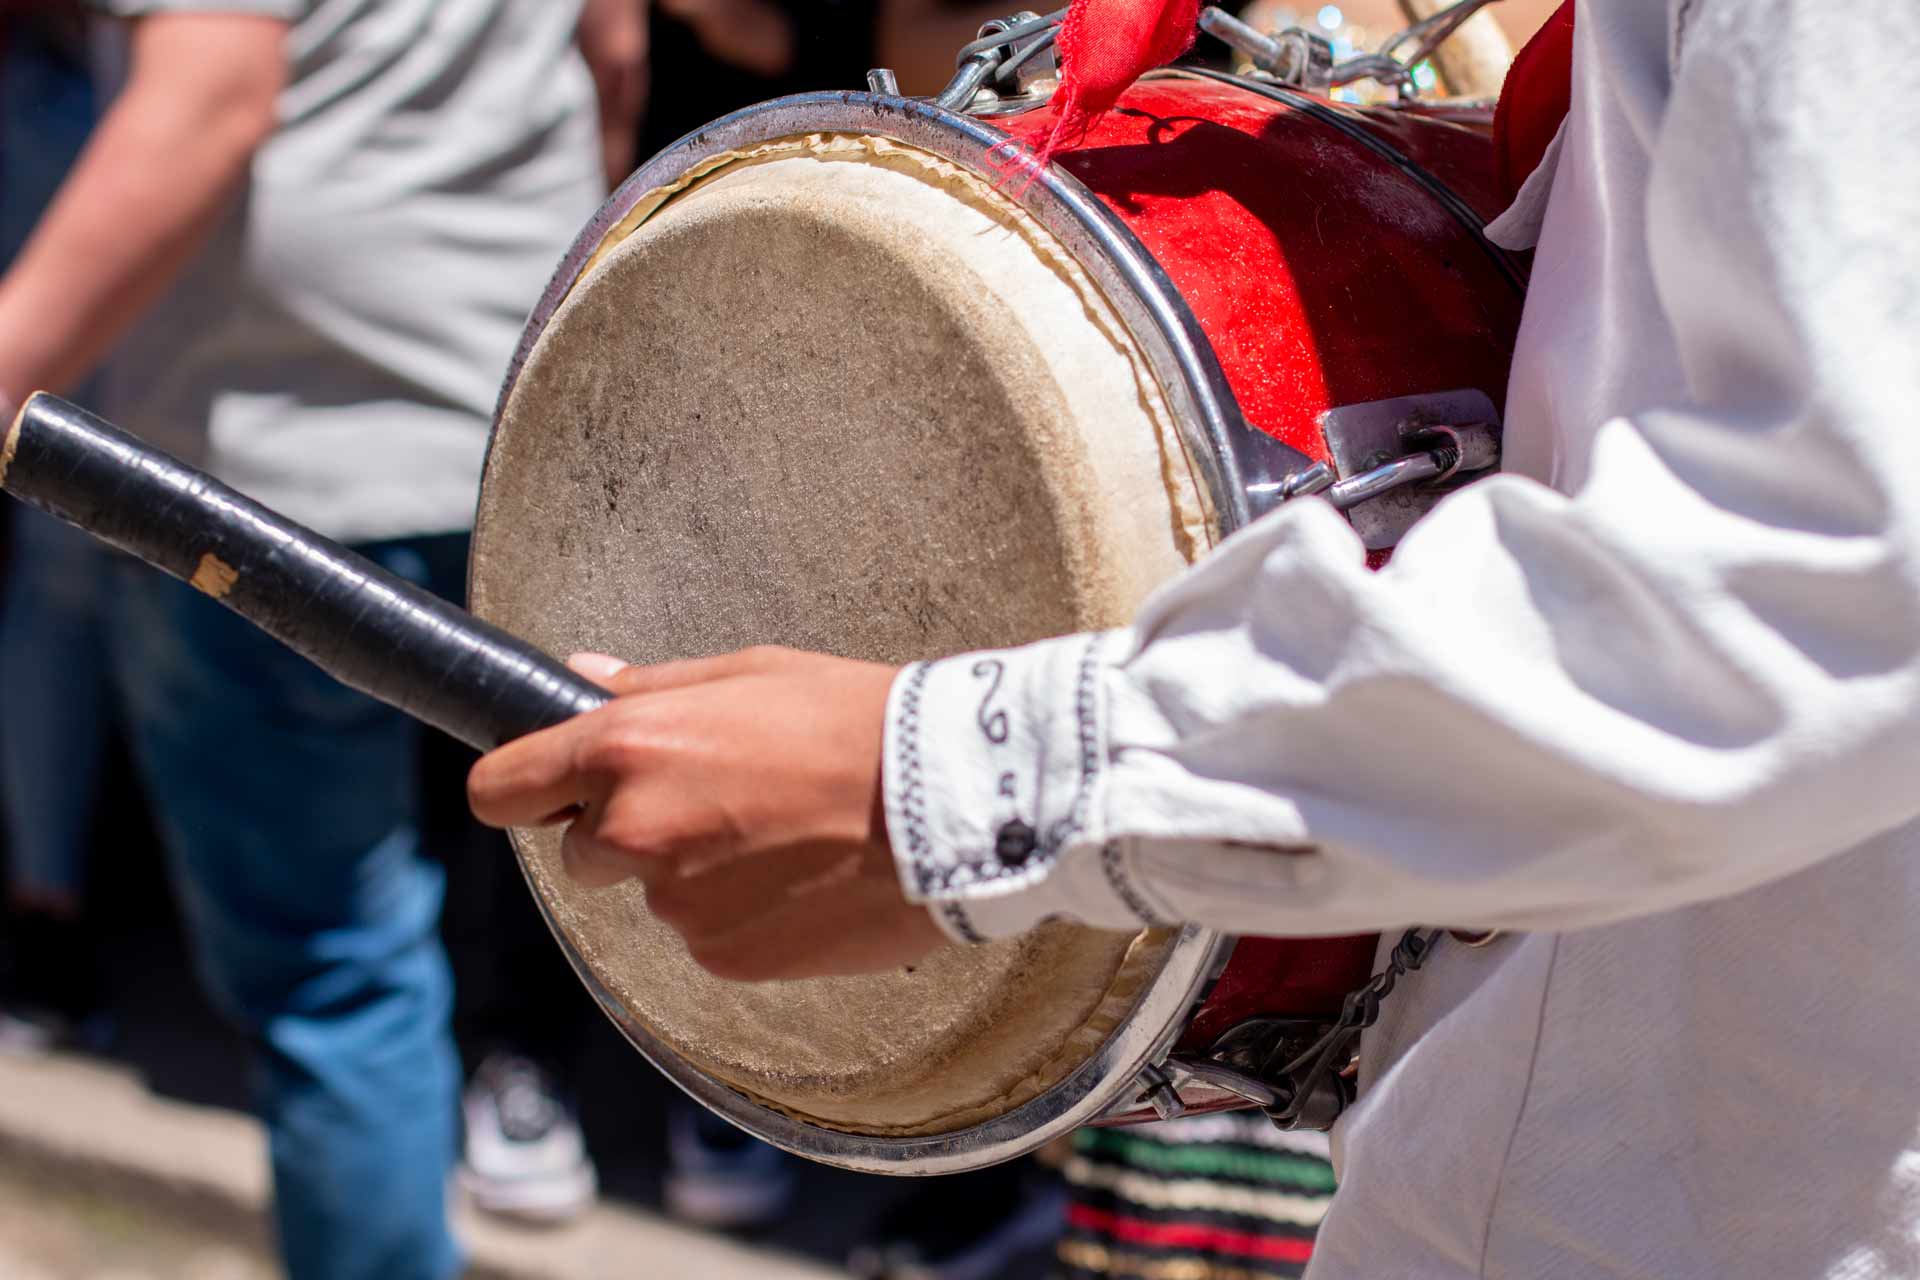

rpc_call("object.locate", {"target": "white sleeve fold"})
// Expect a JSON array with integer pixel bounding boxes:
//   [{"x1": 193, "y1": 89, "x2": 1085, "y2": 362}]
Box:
[{"x1": 884, "y1": 0, "x2": 1920, "y2": 943}]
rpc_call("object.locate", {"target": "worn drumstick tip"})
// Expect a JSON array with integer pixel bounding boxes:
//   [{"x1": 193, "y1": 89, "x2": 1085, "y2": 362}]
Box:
[{"x1": 0, "y1": 390, "x2": 31, "y2": 490}]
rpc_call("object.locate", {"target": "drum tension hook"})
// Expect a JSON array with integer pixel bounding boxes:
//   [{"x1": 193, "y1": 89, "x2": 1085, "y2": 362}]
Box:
[
  {"x1": 1163, "y1": 929, "x2": 1447, "y2": 1133},
  {"x1": 919, "y1": 8, "x2": 1066, "y2": 115},
  {"x1": 1201, "y1": 0, "x2": 1504, "y2": 100},
  {"x1": 1248, "y1": 419, "x2": 1500, "y2": 515}
]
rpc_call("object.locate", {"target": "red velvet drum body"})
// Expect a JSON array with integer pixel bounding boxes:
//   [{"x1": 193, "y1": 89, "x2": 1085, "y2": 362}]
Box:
[
  {"x1": 473, "y1": 71, "x2": 1524, "y2": 1171},
  {"x1": 1017, "y1": 74, "x2": 1521, "y2": 465},
  {"x1": 1008, "y1": 72, "x2": 1525, "y2": 1065}
]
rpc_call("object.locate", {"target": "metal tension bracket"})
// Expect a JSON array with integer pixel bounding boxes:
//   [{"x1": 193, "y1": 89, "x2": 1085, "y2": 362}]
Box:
[
  {"x1": 1128, "y1": 929, "x2": 1448, "y2": 1134},
  {"x1": 1242, "y1": 388, "x2": 1503, "y2": 548}
]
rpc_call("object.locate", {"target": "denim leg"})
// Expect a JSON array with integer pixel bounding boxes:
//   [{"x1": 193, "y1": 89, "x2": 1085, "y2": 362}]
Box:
[
  {"x1": 111, "y1": 538, "x2": 469, "y2": 1280},
  {"x1": 0, "y1": 509, "x2": 116, "y2": 901}
]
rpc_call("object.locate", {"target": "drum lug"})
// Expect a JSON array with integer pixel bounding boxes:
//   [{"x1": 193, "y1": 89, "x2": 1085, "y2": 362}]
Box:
[
  {"x1": 1101, "y1": 1018, "x2": 1355, "y2": 1132},
  {"x1": 1197, "y1": 8, "x2": 1335, "y2": 93},
  {"x1": 1201, "y1": 0, "x2": 1500, "y2": 101},
  {"x1": 1134, "y1": 1062, "x2": 1188, "y2": 1121},
  {"x1": 1184, "y1": 1015, "x2": 1356, "y2": 1132},
  {"x1": 1259, "y1": 388, "x2": 1504, "y2": 549},
  {"x1": 929, "y1": 9, "x2": 1065, "y2": 117}
]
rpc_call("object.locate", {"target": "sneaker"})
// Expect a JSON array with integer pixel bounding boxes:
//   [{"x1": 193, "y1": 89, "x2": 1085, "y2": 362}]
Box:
[
  {"x1": 0, "y1": 1008, "x2": 60, "y2": 1054},
  {"x1": 663, "y1": 1104, "x2": 794, "y2": 1230},
  {"x1": 0, "y1": 1006, "x2": 114, "y2": 1056},
  {"x1": 460, "y1": 1052, "x2": 598, "y2": 1224},
  {"x1": 848, "y1": 1165, "x2": 1068, "y2": 1280},
  {"x1": 0, "y1": 909, "x2": 113, "y2": 1057}
]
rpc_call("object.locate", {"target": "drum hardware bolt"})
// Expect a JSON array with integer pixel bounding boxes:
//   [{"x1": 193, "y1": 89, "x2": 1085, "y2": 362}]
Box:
[
  {"x1": 1163, "y1": 931, "x2": 1448, "y2": 1133},
  {"x1": 935, "y1": 9, "x2": 1066, "y2": 114},
  {"x1": 1328, "y1": 52, "x2": 1418, "y2": 100},
  {"x1": 1206, "y1": 0, "x2": 1501, "y2": 101},
  {"x1": 1247, "y1": 423, "x2": 1496, "y2": 515},
  {"x1": 1135, "y1": 1062, "x2": 1188, "y2": 1121},
  {"x1": 934, "y1": 55, "x2": 1001, "y2": 112},
  {"x1": 1245, "y1": 459, "x2": 1335, "y2": 505},
  {"x1": 955, "y1": 8, "x2": 1064, "y2": 68},
  {"x1": 866, "y1": 68, "x2": 900, "y2": 96},
  {"x1": 1206, "y1": 1016, "x2": 1333, "y2": 1078},
  {"x1": 1400, "y1": 420, "x2": 1471, "y2": 482},
  {"x1": 1321, "y1": 420, "x2": 1498, "y2": 512},
  {"x1": 1165, "y1": 1055, "x2": 1283, "y2": 1111},
  {"x1": 1198, "y1": 8, "x2": 1334, "y2": 92}
]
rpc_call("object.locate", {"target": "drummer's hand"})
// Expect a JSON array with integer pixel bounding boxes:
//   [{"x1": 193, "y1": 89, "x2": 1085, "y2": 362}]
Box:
[{"x1": 467, "y1": 647, "x2": 947, "y2": 981}]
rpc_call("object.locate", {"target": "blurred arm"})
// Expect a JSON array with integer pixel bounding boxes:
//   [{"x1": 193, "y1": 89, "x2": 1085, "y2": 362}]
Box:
[
  {"x1": 0, "y1": 12, "x2": 286, "y2": 406},
  {"x1": 876, "y1": 0, "x2": 1008, "y2": 95},
  {"x1": 579, "y1": 0, "x2": 650, "y2": 189},
  {"x1": 655, "y1": 0, "x2": 795, "y2": 78}
]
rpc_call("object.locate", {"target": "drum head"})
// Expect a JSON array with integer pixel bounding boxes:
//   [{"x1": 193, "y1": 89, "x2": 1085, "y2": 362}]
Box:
[{"x1": 472, "y1": 133, "x2": 1212, "y2": 1138}]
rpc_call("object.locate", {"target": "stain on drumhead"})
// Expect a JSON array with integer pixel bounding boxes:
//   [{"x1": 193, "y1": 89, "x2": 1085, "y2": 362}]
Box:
[{"x1": 473, "y1": 141, "x2": 1203, "y2": 1135}]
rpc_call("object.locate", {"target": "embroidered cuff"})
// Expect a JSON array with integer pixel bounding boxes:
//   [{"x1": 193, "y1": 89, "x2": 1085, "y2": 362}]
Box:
[{"x1": 885, "y1": 630, "x2": 1170, "y2": 943}]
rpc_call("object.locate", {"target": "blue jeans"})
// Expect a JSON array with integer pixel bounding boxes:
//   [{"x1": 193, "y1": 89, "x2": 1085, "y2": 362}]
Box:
[
  {"x1": 113, "y1": 535, "x2": 468, "y2": 1280},
  {"x1": 1, "y1": 25, "x2": 95, "y2": 261},
  {"x1": 1, "y1": 508, "x2": 117, "y2": 900}
]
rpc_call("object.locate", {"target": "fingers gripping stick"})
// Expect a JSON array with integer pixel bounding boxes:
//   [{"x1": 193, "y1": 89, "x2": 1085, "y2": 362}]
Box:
[{"x1": 1, "y1": 393, "x2": 609, "y2": 750}]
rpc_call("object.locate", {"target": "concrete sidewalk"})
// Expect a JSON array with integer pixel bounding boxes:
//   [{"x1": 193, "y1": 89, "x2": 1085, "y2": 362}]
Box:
[{"x1": 0, "y1": 1049, "x2": 841, "y2": 1279}]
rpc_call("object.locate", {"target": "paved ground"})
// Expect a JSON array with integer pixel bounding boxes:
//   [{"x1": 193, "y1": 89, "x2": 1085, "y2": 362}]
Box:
[
  {"x1": 0, "y1": 782, "x2": 1054, "y2": 1280},
  {"x1": 0, "y1": 1049, "x2": 847, "y2": 1280},
  {"x1": 0, "y1": 742, "x2": 1053, "y2": 1279},
  {"x1": 0, "y1": 1161, "x2": 273, "y2": 1280}
]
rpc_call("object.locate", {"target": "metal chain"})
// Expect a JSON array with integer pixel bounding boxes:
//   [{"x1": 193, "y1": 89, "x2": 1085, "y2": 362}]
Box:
[{"x1": 1264, "y1": 927, "x2": 1444, "y2": 1127}]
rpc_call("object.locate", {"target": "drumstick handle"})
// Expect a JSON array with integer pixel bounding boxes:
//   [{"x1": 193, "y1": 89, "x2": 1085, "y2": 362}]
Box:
[{"x1": 2, "y1": 393, "x2": 611, "y2": 751}]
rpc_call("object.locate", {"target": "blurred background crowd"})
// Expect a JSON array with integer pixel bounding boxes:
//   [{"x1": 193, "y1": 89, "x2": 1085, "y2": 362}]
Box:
[{"x1": 0, "y1": 1, "x2": 1553, "y2": 1277}]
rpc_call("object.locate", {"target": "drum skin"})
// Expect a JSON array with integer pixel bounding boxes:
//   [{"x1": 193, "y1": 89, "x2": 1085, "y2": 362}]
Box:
[
  {"x1": 475, "y1": 71, "x2": 1525, "y2": 1154},
  {"x1": 1004, "y1": 74, "x2": 1525, "y2": 1052}
]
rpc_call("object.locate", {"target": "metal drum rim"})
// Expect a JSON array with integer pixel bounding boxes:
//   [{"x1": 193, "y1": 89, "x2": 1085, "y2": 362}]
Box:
[{"x1": 474, "y1": 88, "x2": 1256, "y2": 1174}]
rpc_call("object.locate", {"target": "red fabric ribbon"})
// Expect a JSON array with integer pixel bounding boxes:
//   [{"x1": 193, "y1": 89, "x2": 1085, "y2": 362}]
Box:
[{"x1": 1019, "y1": 0, "x2": 1201, "y2": 173}]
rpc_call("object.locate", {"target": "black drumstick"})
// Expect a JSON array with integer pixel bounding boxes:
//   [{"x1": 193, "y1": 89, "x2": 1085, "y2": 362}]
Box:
[{"x1": 0, "y1": 392, "x2": 610, "y2": 751}]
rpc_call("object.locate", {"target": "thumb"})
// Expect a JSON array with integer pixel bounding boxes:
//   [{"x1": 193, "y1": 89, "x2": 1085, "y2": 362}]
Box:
[
  {"x1": 567, "y1": 652, "x2": 632, "y2": 689},
  {"x1": 572, "y1": 646, "x2": 793, "y2": 698}
]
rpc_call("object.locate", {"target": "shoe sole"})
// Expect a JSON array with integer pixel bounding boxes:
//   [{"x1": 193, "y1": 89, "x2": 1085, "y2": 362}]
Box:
[
  {"x1": 663, "y1": 1173, "x2": 793, "y2": 1231},
  {"x1": 459, "y1": 1162, "x2": 599, "y2": 1225}
]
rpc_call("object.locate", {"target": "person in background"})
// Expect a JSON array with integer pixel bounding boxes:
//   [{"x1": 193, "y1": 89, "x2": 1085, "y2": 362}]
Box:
[
  {"x1": 0, "y1": 0, "x2": 115, "y2": 1053},
  {"x1": 444, "y1": 1, "x2": 648, "y2": 1233},
  {"x1": 0, "y1": 2, "x2": 638, "y2": 1276},
  {"x1": 468, "y1": 1, "x2": 1920, "y2": 1278},
  {"x1": 1057, "y1": 1116, "x2": 1334, "y2": 1280}
]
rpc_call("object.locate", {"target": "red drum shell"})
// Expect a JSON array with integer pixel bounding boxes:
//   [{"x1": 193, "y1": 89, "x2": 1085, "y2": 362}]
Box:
[
  {"x1": 1007, "y1": 73, "x2": 1524, "y2": 1063},
  {"x1": 480, "y1": 70, "x2": 1525, "y2": 1165},
  {"x1": 1015, "y1": 75, "x2": 1521, "y2": 466}
]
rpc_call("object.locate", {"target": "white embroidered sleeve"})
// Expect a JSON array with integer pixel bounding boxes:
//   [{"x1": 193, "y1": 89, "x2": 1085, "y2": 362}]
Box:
[{"x1": 883, "y1": 0, "x2": 1920, "y2": 944}]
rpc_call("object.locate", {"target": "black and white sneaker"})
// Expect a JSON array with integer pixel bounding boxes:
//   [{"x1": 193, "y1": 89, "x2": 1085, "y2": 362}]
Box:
[
  {"x1": 848, "y1": 1164, "x2": 1067, "y2": 1280},
  {"x1": 0, "y1": 908, "x2": 113, "y2": 1056},
  {"x1": 460, "y1": 1052, "x2": 598, "y2": 1224},
  {"x1": 664, "y1": 1104, "x2": 794, "y2": 1230}
]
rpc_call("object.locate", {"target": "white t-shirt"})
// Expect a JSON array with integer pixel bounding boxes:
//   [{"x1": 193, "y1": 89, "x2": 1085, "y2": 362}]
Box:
[
  {"x1": 99, "y1": 0, "x2": 603, "y2": 542},
  {"x1": 881, "y1": 0, "x2": 1920, "y2": 1274}
]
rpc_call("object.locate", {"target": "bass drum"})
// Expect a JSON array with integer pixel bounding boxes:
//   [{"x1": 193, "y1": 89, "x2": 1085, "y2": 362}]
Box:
[{"x1": 471, "y1": 70, "x2": 1524, "y2": 1173}]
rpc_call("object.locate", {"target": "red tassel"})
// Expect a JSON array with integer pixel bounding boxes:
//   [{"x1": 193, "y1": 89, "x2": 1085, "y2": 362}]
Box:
[{"x1": 995, "y1": 0, "x2": 1200, "y2": 184}]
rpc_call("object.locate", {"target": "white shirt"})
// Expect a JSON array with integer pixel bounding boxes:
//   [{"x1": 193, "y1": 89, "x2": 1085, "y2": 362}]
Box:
[
  {"x1": 881, "y1": 1, "x2": 1920, "y2": 1274},
  {"x1": 99, "y1": 0, "x2": 604, "y2": 542}
]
